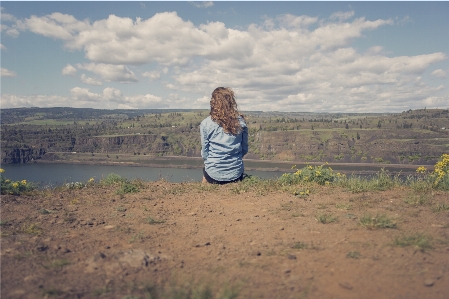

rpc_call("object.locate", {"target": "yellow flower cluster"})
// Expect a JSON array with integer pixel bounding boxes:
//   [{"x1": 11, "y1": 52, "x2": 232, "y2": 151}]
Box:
[
  {"x1": 432, "y1": 154, "x2": 449, "y2": 186},
  {"x1": 21, "y1": 180, "x2": 27, "y2": 185},
  {"x1": 0, "y1": 168, "x2": 5, "y2": 173},
  {"x1": 416, "y1": 166, "x2": 427, "y2": 174}
]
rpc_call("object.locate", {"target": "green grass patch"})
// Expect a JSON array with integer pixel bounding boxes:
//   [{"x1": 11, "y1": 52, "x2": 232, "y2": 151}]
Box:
[
  {"x1": 147, "y1": 217, "x2": 165, "y2": 225},
  {"x1": 393, "y1": 233, "x2": 433, "y2": 251},
  {"x1": 315, "y1": 213, "x2": 337, "y2": 224},
  {"x1": 346, "y1": 251, "x2": 361, "y2": 259},
  {"x1": 432, "y1": 203, "x2": 449, "y2": 212},
  {"x1": 359, "y1": 214, "x2": 397, "y2": 230}
]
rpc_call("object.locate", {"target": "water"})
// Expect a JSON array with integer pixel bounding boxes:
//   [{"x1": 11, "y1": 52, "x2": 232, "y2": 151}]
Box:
[
  {"x1": 1, "y1": 160, "x2": 418, "y2": 187},
  {"x1": 0, "y1": 163, "x2": 287, "y2": 187}
]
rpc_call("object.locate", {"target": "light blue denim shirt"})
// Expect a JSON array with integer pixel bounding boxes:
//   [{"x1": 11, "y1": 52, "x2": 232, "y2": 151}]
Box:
[{"x1": 200, "y1": 116, "x2": 248, "y2": 182}]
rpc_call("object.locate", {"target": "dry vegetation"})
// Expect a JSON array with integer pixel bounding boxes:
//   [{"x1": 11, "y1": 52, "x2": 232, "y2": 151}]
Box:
[{"x1": 1, "y1": 157, "x2": 449, "y2": 299}]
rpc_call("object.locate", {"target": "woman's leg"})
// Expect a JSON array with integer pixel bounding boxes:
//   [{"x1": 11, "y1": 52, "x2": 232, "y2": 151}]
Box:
[{"x1": 202, "y1": 176, "x2": 209, "y2": 184}]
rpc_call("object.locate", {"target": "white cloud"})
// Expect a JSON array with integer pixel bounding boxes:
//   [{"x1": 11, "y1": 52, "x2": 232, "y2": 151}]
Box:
[
  {"x1": 1, "y1": 24, "x2": 20, "y2": 38},
  {"x1": 70, "y1": 87, "x2": 102, "y2": 102},
  {"x1": 4, "y1": 9, "x2": 448, "y2": 112},
  {"x1": 0, "y1": 44, "x2": 6, "y2": 50},
  {"x1": 431, "y1": 69, "x2": 447, "y2": 78},
  {"x1": 330, "y1": 11, "x2": 355, "y2": 21},
  {"x1": 142, "y1": 71, "x2": 161, "y2": 80},
  {"x1": 77, "y1": 63, "x2": 138, "y2": 83},
  {"x1": 80, "y1": 74, "x2": 102, "y2": 85},
  {"x1": 191, "y1": 1, "x2": 214, "y2": 8},
  {"x1": 1, "y1": 68, "x2": 17, "y2": 77},
  {"x1": 62, "y1": 64, "x2": 77, "y2": 76}
]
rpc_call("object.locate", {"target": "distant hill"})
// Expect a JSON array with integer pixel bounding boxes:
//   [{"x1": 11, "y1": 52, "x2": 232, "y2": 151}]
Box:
[{"x1": 1, "y1": 107, "x2": 448, "y2": 165}]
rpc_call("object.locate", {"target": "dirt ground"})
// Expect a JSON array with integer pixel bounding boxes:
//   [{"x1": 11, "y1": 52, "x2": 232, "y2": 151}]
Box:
[{"x1": 1, "y1": 180, "x2": 449, "y2": 299}]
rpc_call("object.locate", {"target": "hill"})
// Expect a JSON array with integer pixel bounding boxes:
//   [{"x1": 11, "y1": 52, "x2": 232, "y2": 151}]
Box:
[{"x1": 1, "y1": 107, "x2": 448, "y2": 166}]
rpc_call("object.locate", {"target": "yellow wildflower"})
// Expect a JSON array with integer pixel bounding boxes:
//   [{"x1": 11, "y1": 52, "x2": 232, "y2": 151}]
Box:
[
  {"x1": 21, "y1": 180, "x2": 27, "y2": 185},
  {"x1": 12, "y1": 182, "x2": 19, "y2": 188},
  {"x1": 0, "y1": 168, "x2": 5, "y2": 173},
  {"x1": 5, "y1": 179, "x2": 10, "y2": 183},
  {"x1": 88, "y1": 177, "x2": 95, "y2": 183},
  {"x1": 416, "y1": 166, "x2": 427, "y2": 174}
]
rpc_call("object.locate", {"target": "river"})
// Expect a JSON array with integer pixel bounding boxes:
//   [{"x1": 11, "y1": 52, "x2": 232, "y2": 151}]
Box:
[{"x1": 1, "y1": 160, "x2": 419, "y2": 187}]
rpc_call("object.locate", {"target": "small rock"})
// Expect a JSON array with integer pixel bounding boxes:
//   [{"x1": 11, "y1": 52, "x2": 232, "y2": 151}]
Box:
[
  {"x1": 205, "y1": 242, "x2": 211, "y2": 246},
  {"x1": 288, "y1": 254, "x2": 297, "y2": 260},
  {"x1": 37, "y1": 245, "x2": 48, "y2": 252},
  {"x1": 104, "y1": 225, "x2": 115, "y2": 230},
  {"x1": 257, "y1": 252, "x2": 261, "y2": 256},
  {"x1": 280, "y1": 227, "x2": 284, "y2": 230},
  {"x1": 339, "y1": 282, "x2": 353, "y2": 290},
  {"x1": 424, "y1": 279, "x2": 435, "y2": 287}
]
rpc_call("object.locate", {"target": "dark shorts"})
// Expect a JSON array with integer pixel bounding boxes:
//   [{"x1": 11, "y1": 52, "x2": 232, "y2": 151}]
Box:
[{"x1": 203, "y1": 168, "x2": 243, "y2": 185}]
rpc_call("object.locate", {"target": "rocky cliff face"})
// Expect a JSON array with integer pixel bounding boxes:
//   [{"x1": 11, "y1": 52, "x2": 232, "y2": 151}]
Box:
[{"x1": 1, "y1": 148, "x2": 46, "y2": 164}]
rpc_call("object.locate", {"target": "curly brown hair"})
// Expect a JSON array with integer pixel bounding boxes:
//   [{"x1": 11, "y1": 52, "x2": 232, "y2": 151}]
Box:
[{"x1": 210, "y1": 87, "x2": 244, "y2": 135}]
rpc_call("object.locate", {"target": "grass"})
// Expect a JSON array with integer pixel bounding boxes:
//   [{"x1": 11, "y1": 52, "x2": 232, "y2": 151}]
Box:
[
  {"x1": 147, "y1": 216, "x2": 165, "y2": 224},
  {"x1": 404, "y1": 194, "x2": 430, "y2": 206},
  {"x1": 359, "y1": 214, "x2": 397, "y2": 230},
  {"x1": 315, "y1": 213, "x2": 337, "y2": 224},
  {"x1": 346, "y1": 251, "x2": 361, "y2": 259},
  {"x1": 45, "y1": 259, "x2": 70, "y2": 269},
  {"x1": 335, "y1": 203, "x2": 352, "y2": 210},
  {"x1": 432, "y1": 203, "x2": 449, "y2": 212},
  {"x1": 21, "y1": 223, "x2": 42, "y2": 235},
  {"x1": 393, "y1": 233, "x2": 433, "y2": 251},
  {"x1": 291, "y1": 242, "x2": 308, "y2": 250}
]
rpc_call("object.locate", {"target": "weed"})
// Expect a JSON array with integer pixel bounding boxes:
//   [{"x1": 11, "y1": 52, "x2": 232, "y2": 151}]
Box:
[
  {"x1": 39, "y1": 209, "x2": 51, "y2": 214},
  {"x1": 129, "y1": 232, "x2": 144, "y2": 243},
  {"x1": 315, "y1": 213, "x2": 337, "y2": 224},
  {"x1": 393, "y1": 233, "x2": 433, "y2": 251},
  {"x1": 432, "y1": 203, "x2": 449, "y2": 212},
  {"x1": 116, "y1": 206, "x2": 127, "y2": 212},
  {"x1": 404, "y1": 194, "x2": 429, "y2": 206},
  {"x1": 266, "y1": 250, "x2": 276, "y2": 256},
  {"x1": 92, "y1": 288, "x2": 110, "y2": 296},
  {"x1": 46, "y1": 259, "x2": 70, "y2": 269},
  {"x1": 21, "y1": 223, "x2": 42, "y2": 235},
  {"x1": 41, "y1": 288, "x2": 63, "y2": 296},
  {"x1": 359, "y1": 214, "x2": 397, "y2": 230},
  {"x1": 0, "y1": 220, "x2": 9, "y2": 227},
  {"x1": 335, "y1": 203, "x2": 352, "y2": 210},
  {"x1": 116, "y1": 182, "x2": 139, "y2": 195},
  {"x1": 147, "y1": 216, "x2": 165, "y2": 224},
  {"x1": 291, "y1": 242, "x2": 308, "y2": 250},
  {"x1": 346, "y1": 251, "x2": 361, "y2": 259},
  {"x1": 0, "y1": 171, "x2": 36, "y2": 195},
  {"x1": 101, "y1": 173, "x2": 127, "y2": 186}
]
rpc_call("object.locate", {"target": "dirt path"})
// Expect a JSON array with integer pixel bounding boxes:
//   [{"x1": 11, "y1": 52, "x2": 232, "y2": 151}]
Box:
[{"x1": 1, "y1": 181, "x2": 448, "y2": 299}]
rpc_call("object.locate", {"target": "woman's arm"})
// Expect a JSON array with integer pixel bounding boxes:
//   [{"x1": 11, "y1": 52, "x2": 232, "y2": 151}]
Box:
[
  {"x1": 241, "y1": 126, "x2": 248, "y2": 157},
  {"x1": 200, "y1": 122, "x2": 209, "y2": 160}
]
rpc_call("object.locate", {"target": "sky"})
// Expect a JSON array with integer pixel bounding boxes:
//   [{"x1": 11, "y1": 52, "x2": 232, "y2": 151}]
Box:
[{"x1": 1, "y1": 1, "x2": 448, "y2": 113}]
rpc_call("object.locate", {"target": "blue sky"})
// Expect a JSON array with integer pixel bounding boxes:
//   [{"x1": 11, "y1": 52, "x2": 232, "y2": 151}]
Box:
[{"x1": 1, "y1": 1, "x2": 448, "y2": 112}]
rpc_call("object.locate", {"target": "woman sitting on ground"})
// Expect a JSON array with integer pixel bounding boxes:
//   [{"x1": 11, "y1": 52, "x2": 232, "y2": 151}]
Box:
[{"x1": 200, "y1": 87, "x2": 248, "y2": 184}]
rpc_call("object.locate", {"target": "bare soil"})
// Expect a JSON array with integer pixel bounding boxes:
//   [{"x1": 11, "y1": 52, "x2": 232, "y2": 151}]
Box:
[{"x1": 1, "y1": 181, "x2": 449, "y2": 299}]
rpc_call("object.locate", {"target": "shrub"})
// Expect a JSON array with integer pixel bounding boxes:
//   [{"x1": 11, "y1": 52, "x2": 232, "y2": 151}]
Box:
[
  {"x1": 101, "y1": 173, "x2": 127, "y2": 186},
  {"x1": 0, "y1": 169, "x2": 36, "y2": 195},
  {"x1": 279, "y1": 163, "x2": 336, "y2": 186}
]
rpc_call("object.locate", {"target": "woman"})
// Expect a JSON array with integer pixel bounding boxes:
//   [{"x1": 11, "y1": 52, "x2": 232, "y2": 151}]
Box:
[{"x1": 200, "y1": 87, "x2": 248, "y2": 184}]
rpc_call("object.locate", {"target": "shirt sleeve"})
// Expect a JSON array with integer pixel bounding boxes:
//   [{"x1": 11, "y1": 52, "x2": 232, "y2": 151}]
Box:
[
  {"x1": 200, "y1": 121, "x2": 209, "y2": 161},
  {"x1": 241, "y1": 122, "x2": 248, "y2": 157}
]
